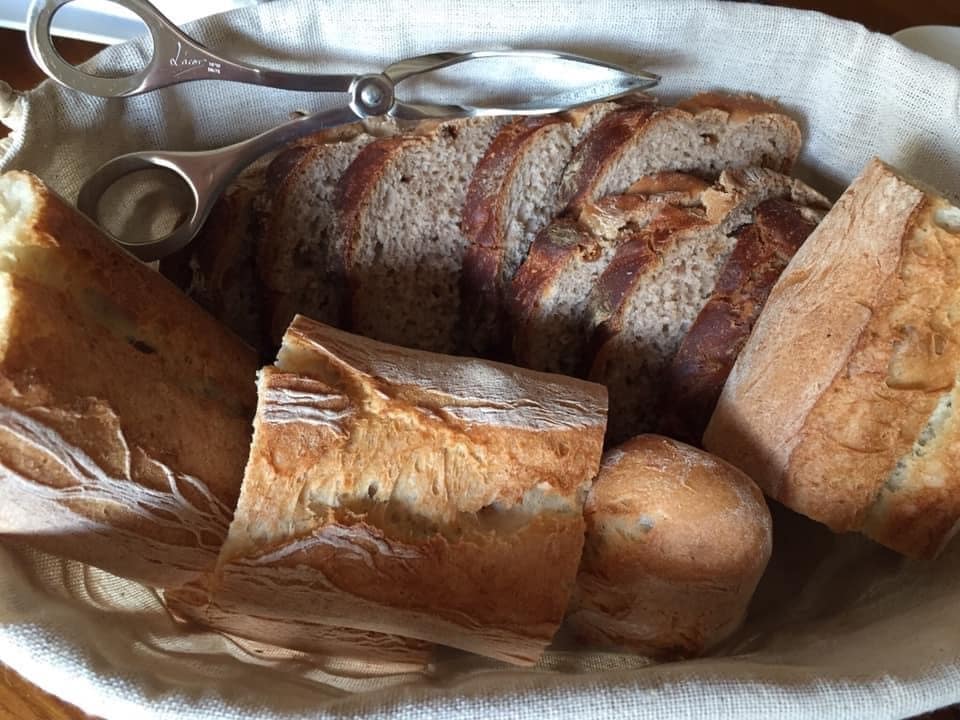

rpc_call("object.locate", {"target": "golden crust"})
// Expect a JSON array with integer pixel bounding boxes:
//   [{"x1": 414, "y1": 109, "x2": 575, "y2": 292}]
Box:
[
  {"x1": 704, "y1": 159, "x2": 960, "y2": 558},
  {"x1": 0, "y1": 171, "x2": 258, "y2": 587},
  {"x1": 567, "y1": 435, "x2": 771, "y2": 658},
  {"x1": 214, "y1": 316, "x2": 607, "y2": 665}
]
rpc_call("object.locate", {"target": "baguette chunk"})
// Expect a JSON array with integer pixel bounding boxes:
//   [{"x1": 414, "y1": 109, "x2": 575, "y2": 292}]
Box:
[
  {"x1": 0, "y1": 171, "x2": 257, "y2": 588},
  {"x1": 214, "y1": 316, "x2": 608, "y2": 665},
  {"x1": 704, "y1": 159, "x2": 960, "y2": 559}
]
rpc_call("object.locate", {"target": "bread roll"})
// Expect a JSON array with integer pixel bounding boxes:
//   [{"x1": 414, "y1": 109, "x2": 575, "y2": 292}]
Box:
[
  {"x1": 0, "y1": 171, "x2": 257, "y2": 588},
  {"x1": 212, "y1": 315, "x2": 608, "y2": 665},
  {"x1": 704, "y1": 158, "x2": 960, "y2": 559},
  {"x1": 566, "y1": 435, "x2": 772, "y2": 658}
]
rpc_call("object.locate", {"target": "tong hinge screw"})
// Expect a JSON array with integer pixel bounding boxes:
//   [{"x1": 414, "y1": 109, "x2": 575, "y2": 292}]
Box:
[{"x1": 350, "y1": 74, "x2": 393, "y2": 117}]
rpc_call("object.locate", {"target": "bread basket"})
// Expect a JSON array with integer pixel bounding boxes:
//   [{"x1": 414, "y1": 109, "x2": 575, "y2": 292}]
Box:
[{"x1": 2, "y1": 1, "x2": 960, "y2": 717}]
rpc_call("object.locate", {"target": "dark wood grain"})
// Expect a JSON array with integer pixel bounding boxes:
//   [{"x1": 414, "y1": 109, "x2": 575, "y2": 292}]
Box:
[{"x1": 2, "y1": 5, "x2": 960, "y2": 719}]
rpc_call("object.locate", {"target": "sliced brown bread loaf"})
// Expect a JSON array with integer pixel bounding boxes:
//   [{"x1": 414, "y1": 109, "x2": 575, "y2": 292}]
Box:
[
  {"x1": 259, "y1": 136, "x2": 374, "y2": 343},
  {"x1": 512, "y1": 171, "x2": 717, "y2": 375},
  {"x1": 589, "y1": 172, "x2": 830, "y2": 444},
  {"x1": 460, "y1": 101, "x2": 631, "y2": 357},
  {"x1": 556, "y1": 92, "x2": 802, "y2": 216},
  {"x1": 339, "y1": 117, "x2": 508, "y2": 354}
]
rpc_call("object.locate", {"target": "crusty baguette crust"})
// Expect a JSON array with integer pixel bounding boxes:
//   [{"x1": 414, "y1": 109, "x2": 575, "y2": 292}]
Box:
[
  {"x1": 214, "y1": 316, "x2": 607, "y2": 665},
  {"x1": 703, "y1": 159, "x2": 960, "y2": 558},
  {"x1": 0, "y1": 171, "x2": 257, "y2": 588},
  {"x1": 657, "y1": 198, "x2": 819, "y2": 444},
  {"x1": 567, "y1": 435, "x2": 772, "y2": 658}
]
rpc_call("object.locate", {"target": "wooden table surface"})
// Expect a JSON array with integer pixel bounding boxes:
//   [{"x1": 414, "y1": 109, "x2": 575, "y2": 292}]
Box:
[{"x1": 2, "y1": 2, "x2": 960, "y2": 718}]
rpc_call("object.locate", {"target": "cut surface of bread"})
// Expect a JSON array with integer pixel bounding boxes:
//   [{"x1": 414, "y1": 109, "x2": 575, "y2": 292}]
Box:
[
  {"x1": 511, "y1": 174, "x2": 712, "y2": 377},
  {"x1": 583, "y1": 169, "x2": 829, "y2": 443},
  {"x1": 0, "y1": 171, "x2": 257, "y2": 588},
  {"x1": 340, "y1": 117, "x2": 507, "y2": 354},
  {"x1": 567, "y1": 435, "x2": 772, "y2": 658},
  {"x1": 588, "y1": 207, "x2": 735, "y2": 442},
  {"x1": 213, "y1": 315, "x2": 607, "y2": 665},
  {"x1": 460, "y1": 101, "x2": 628, "y2": 357},
  {"x1": 704, "y1": 158, "x2": 960, "y2": 559},
  {"x1": 557, "y1": 92, "x2": 802, "y2": 216},
  {"x1": 160, "y1": 163, "x2": 268, "y2": 352}
]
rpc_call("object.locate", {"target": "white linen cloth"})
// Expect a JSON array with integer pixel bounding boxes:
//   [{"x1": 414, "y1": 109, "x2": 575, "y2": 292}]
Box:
[{"x1": 2, "y1": 1, "x2": 960, "y2": 718}]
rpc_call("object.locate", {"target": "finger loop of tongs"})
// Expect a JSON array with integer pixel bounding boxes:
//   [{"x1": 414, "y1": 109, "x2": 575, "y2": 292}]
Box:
[
  {"x1": 27, "y1": 0, "x2": 660, "y2": 261},
  {"x1": 27, "y1": 0, "x2": 355, "y2": 97}
]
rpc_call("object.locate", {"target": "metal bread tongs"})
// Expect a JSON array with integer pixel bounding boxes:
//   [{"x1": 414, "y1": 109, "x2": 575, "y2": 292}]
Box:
[{"x1": 27, "y1": 0, "x2": 660, "y2": 261}]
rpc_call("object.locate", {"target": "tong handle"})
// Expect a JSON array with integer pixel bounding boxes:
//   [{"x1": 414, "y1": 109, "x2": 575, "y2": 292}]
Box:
[
  {"x1": 26, "y1": 0, "x2": 355, "y2": 98},
  {"x1": 382, "y1": 49, "x2": 660, "y2": 121},
  {"x1": 76, "y1": 105, "x2": 360, "y2": 261}
]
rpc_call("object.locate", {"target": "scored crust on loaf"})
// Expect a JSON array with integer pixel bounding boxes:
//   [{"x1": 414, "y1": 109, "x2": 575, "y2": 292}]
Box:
[
  {"x1": 703, "y1": 159, "x2": 960, "y2": 559},
  {"x1": 339, "y1": 117, "x2": 507, "y2": 354},
  {"x1": 0, "y1": 171, "x2": 257, "y2": 588},
  {"x1": 213, "y1": 315, "x2": 607, "y2": 665},
  {"x1": 556, "y1": 92, "x2": 802, "y2": 216},
  {"x1": 460, "y1": 101, "x2": 630, "y2": 358},
  {"x1": 566, "y1": 435, "x2": 772, "y2": 658}
]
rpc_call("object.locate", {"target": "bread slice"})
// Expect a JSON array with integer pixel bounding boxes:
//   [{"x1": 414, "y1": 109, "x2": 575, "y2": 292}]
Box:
[
  {"x1": 212, "y1": 315, "x2": 607, "y2": 665},
  {"x1": 587, "y1": 207, "x2": 734, "y2": 442},
  {"x1": 556, "y1": 92, "x2": 802, "y2": 216},
  {"x1": 587, "y1": 170, "x2": 830, "y2": 443},
  {"x1": 0, "y1": 171, "x2": 257, "y2": 588},
  {"x1": 339, "y1": 117, "x2": 507, "y2": 354},
  {"x1": 657, "y1": 197, "x2": 825, "y2": 445},
  {"x1": 704, "y1": 159, "x2": 960, "y2": 559},
  {"x1": 567, "y1": 435, "x2": 772, "y2": 658},
  {"x1": 259, "y1": 133, "x2": 380, "y2": 345},
  {"x1": 159, "y1": 161, "x2": 269, "y2": 353},
  {"x1": 460, "y1": 101, "x2": 629, "y2": 357},
  {"x1": 511, "y1": 174, "x2": 712, "y2": 376}
]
